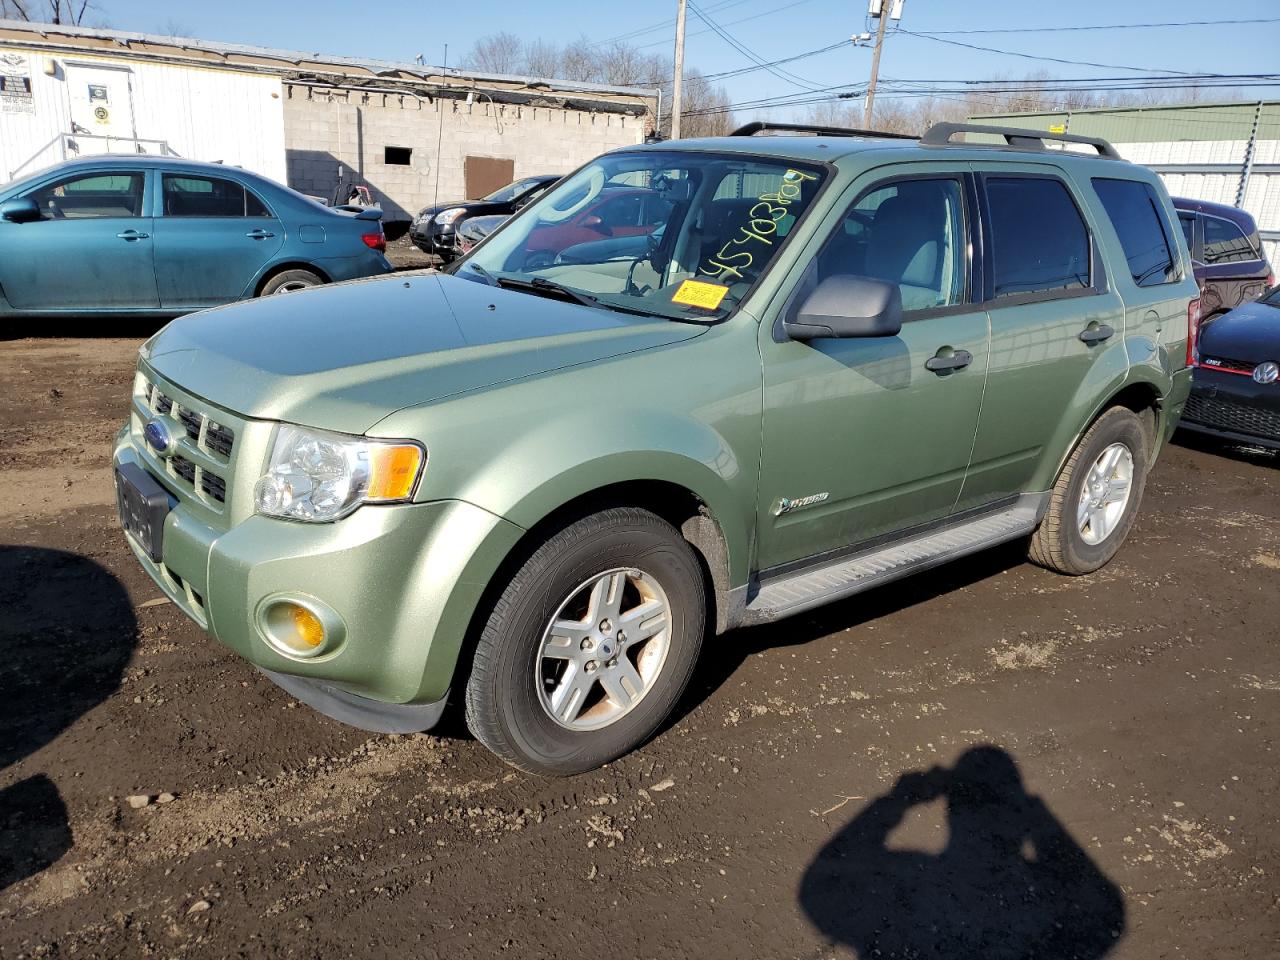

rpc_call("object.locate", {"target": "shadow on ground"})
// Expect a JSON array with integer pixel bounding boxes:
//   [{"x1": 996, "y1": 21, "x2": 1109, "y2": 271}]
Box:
[
  {"x1": 800, "y1": 746, "x2": 1125, "y2": 959},
  {"x1": 1174, "y1": 428, "x2": 1278, "y2": 469},
  {"x1": 0, "y1": 547, "x2": 136, "y2": 892}
]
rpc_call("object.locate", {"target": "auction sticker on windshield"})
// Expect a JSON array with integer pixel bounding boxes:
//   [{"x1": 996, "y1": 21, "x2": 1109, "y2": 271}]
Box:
[{"x1": 671, "y1": 279, "x2": 730, "y2": 310}]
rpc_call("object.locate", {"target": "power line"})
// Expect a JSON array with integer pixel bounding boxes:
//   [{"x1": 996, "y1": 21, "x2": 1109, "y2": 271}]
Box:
[
  {"x1": 680, "y1": 76, "x2": 1280, "y2": 120},
  {"x1": 916, "y1": 17, "x2": 1280, "y2": 35},
  {"x1": 634, "y1": 0, "x2": 820, "y2": 50},
  {"x1": 687, "y1": 0, "x2": 826, "y2": 92},
  {"x1": 896, "y1": 29, "x2": 1226, "y2": 77},
  {"x1": 591, "y1": 0, "x2": 755, "y2": 48},
  {"x1": 653, "y1": 39, "x2": 852, "y2": 87}
]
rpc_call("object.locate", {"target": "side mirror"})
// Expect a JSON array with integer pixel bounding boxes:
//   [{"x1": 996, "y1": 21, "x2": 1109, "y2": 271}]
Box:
[
  {"x1": 784, "y1": 275, "x2": 903, "y2": 341},
  {"x1": 0, "y1": 197, "x2": 41, "y2": 223},
  {"x1": 581, "y1": 214, "x2": 609, "y2": 234}
]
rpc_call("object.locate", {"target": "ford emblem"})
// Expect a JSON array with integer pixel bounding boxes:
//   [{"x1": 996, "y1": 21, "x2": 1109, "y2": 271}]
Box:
[
  {"x1": 1253, "y1": 361, "x2": 1279, "y2": 385},
  {"x1": 143, "y1": 417, "x2": 173, "y2": 456}
]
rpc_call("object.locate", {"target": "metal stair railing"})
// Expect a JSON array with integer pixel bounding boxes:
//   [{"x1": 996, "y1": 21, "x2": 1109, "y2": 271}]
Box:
[{"x1": 8, "y1": 132, "x2": 180, "y2": 181}]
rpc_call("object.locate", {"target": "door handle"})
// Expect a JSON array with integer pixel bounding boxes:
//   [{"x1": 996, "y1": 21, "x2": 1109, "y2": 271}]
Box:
[
  {"x1": 116, "y1": 229, "x2": 149, "y2": 240},
  {"x1": 1078, "y1": 323, "x2": 1115, "y2": 345},
  {"x1": 925, "y1": 349, "x2": 973, "y2": 373},
  {"x1": 245, "y1": 229, "x2": 276, "y2": 240}
]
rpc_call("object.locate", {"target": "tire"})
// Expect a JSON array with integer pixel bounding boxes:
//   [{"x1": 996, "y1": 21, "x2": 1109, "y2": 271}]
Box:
[
  {"x1": 259, "y1": 269, "x2": 323, "y2": 296},
  {"x1": 1029, "y1": 406, "x2": 1150, "y2": 576},
  {"x1": 465, "y1": 507, "x2": 706, "y2": 776}
]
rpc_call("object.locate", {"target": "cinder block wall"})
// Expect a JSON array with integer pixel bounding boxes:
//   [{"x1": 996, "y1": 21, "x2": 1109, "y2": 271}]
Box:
[{"x1": 283, "y1": 84, "x2": 645, "y2": 222}]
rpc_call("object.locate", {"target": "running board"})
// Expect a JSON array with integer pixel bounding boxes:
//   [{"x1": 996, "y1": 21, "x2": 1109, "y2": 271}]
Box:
[{"x1": 740, "y1": 495, "x2": 1046, "y2": 626}]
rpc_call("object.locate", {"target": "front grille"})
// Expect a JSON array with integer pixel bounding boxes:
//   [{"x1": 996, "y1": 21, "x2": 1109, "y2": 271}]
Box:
[
  {"x1": 1199, "y1": 355, "x2": 1256, "y2": 375},
  {"x1": 171, "y1": 455, "x2": 197, "y2": 484},
  {"x1": 1184, "y1": 393, "x2": 1280, "y2": 440},
  {"x1": 201, "y1": 472, "x2": 227, "y2": 503},
  {"x1": 139, "y1": 377, "x2": 236, "y2": 510}
]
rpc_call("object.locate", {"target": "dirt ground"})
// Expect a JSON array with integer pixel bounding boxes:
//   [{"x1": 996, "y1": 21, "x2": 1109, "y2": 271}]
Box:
[{"x1": 1, "y1": 330, "x2": 1277, "y2": 960}]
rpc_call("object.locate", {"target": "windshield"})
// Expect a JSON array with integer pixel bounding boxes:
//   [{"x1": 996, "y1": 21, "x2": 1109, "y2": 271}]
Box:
[
  {"x1": 483, "y1": 178, "x2": 546, "y2": 203},
  {"x1": 1262, "y1": 285, "x2": 1280, "y2": 307},
  {"x1": 454, "y1": 151, "x2": 827, "y2": 321}
]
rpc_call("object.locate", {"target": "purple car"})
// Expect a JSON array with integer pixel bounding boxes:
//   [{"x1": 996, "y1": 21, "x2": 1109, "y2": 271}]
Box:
[{"x1": 1173, "y1": 197, "x2": 1273, "y2": 321}]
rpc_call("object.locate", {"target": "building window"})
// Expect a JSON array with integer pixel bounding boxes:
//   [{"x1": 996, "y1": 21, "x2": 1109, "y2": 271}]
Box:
[{"x1": 384, "y1": 146, "x2": 412, "y2": 166}]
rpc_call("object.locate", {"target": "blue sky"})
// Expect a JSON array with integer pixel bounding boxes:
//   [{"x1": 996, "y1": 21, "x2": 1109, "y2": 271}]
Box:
[{"x1": 81, "y1": 0, "x2": 1280, "y2": 118}]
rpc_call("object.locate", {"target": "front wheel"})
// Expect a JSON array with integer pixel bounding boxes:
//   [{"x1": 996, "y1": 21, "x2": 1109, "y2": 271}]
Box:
[
  {"x1": 1029, "y1": 406, "x2": 1150, "y2": 575},
  {"x1": 465, "y1": 507, "x2": 706, "y2": 775}
]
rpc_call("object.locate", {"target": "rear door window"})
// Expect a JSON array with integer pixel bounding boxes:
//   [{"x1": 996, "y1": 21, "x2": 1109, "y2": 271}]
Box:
[
  {"x1": 1202, "y1": 215, "x2": 1257, "y2": 264},
  {"x1": 163, "y1": 174, "x2": 265, "y2": 217},
  {"x1": 984, "y1": 176, "x2": 1091, "y2": 300},
  {"x1": 1091, "y1": 178, "x2": 1178, "y2": 287}
]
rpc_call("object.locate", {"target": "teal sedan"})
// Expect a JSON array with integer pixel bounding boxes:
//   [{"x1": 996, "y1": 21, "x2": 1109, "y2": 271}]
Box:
[{"x1": 0, "y1": 156, "x2": 392, "y2": 317}]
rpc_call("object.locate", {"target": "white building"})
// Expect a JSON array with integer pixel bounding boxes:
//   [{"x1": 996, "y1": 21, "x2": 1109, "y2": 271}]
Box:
[{"x1": 0, "y1": 21, "x2": 657, "y2": 225}]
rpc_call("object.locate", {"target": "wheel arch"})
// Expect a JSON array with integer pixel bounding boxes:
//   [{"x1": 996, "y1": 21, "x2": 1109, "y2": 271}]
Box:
[
  {"x1": 1048, "y1": 372, "x2": 1167, "y2": 487},
  {"x1": 251, "y1": 260, "x2": 331, "y2": 296},
  {"x1": 504, "y1": 475, "x2": 740, "y2": 635},
  {"x1": 439, "y1": 476, "x2": 740, "y2": 720}
]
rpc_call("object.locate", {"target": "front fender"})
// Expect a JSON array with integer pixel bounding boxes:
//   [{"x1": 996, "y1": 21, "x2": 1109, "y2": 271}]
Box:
[{"x1": 370, "y1": 322, "x2": 764, "y2": 588}]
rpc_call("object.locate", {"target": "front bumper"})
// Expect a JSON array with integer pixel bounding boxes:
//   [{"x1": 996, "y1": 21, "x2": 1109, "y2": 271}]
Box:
[
  {"x1": 113, "y1": 430, "x2": 525, "y2": 718},
  {"x1": 1180, "y1": 367, "x2": 1280, "y2": 450},
  {"x1": 409, "y1": 220, "x2": 457, "y2": 256}
]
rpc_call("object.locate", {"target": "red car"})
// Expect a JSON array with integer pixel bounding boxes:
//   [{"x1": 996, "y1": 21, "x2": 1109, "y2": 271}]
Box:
[{"x1": 522, "y1": 187, "x2": 671, "y2": 267}]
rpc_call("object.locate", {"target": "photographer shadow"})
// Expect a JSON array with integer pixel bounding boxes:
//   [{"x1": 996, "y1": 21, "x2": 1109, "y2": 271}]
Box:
[
  {"x1": 800, "y1": 746, "x2": 1124, "y2": 959},
  {"x1": 0, "y1": 546, "x2": 137, "y2": 892}
]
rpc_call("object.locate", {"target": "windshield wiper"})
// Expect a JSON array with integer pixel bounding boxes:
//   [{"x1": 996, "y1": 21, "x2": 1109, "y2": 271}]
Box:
[
  {"x1": 495, "y1": 275, "x2": 602, "y2": 306},
  {"x1": 492, "y1": 276, "x2": 650, "y2": 318}
]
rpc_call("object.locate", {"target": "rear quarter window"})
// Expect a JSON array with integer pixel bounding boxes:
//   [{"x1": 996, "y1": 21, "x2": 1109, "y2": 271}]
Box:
[
  {"x1": 1202, "y1": 215, "x2": 1258, "y2": 265},
  {"x1": 1092, "y1": 178, "x2": 1178, "y2": 287}
]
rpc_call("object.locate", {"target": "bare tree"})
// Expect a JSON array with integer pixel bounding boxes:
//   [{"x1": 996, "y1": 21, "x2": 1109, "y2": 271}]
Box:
[
  {"x1": 1, "y1": 0, "x2": 94, "y2": 23},
  {"x1": 462, "y1": 31, "x2": 525, "y2": 75},
  {"x1": 673, "y1": 69, "x2": 735, "y2": 137},
  {"x1": 523, "y1": 39, "x2": 560, "y2": 79}
]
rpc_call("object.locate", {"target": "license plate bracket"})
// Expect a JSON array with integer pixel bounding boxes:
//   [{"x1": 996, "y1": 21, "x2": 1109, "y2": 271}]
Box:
[{"x1": 115, "y1": 462, "x2": 173, "y2": 562}]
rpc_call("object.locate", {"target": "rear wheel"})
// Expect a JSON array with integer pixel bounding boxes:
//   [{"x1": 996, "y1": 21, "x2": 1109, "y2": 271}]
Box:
[
  {"x1": 1029, "y1": 407, "x2": 1150, "y2": 575},
  {"x1": 260, "y1": 269, "x2": 323, "y2": 296},
  {"x1": 465, "y1": 507, "x2": 705, "y2": 775}
]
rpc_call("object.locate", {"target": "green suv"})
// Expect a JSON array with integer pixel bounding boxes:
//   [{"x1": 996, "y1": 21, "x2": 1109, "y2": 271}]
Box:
[{"x1": 114, "y1": 122, "x2": 1197, "y2": 774}]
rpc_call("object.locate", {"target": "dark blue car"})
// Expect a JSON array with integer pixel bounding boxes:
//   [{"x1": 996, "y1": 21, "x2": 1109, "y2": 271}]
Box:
[{"x1": 0, "y1": 156, "x2": 392, "y2": 317}]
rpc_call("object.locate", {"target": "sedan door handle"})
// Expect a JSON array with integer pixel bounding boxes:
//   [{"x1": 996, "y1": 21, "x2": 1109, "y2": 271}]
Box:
[
  {"x1": 116, "y1": 229, "x2": 149, "y2": 240},
  {"x1": 245, "y1": 229, "x2": 276, "y2": 240},
  {"x1": 1078, "y1": 323, "x2": 1115, "y2": 345},
  {"x1": 925, "y1": 349, "x2": 973, "y2": 373}
]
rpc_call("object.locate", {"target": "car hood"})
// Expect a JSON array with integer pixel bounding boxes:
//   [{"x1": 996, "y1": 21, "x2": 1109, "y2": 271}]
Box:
[
  {"x1": 1198, "y1": 301, "x2": 1280, "y2": 364},
  {"x1": 418, "y1": 200, "x2": 508, "y2": 220},
  {"x1": 142, "y1": 273, "x2": 706, "y2": 434}
]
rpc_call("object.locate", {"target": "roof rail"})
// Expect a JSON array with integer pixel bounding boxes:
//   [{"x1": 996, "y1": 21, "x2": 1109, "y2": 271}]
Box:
[
  {"x1": 920, "y1": 122, "x2": 1123, "y2": 160},
  {"x1": 730, "y1": 120, "x2": 916, "y2": 141}
]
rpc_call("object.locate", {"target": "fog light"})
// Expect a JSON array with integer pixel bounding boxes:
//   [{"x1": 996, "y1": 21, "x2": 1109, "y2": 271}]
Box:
[
  {"x1": 258, "y1": 596, "x2": 343, "y2": 659},
  {"x1": 291, "y1": 605, "x2": 325, "y2": 649}
]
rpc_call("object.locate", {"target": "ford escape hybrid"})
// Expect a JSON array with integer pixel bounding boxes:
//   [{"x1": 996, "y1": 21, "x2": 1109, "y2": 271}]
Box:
[{"x1": 114, "y1": 122, "x2": 1197, "y2": 775}]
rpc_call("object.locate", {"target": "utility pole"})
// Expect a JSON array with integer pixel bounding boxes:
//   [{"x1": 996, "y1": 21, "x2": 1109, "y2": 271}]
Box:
[
  {"x1": 863, "y1": 3, "x2": 889, "y2": 128},
  {"x1": 671, "y1": 0, "x2": 687, "y2": 140}
]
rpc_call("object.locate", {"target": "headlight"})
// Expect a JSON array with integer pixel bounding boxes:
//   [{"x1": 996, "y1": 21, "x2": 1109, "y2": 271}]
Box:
[
  {"x1": 434, "y1": 207, "x2": 466, "y2": 225},
  {"x1": 253, "y1": 425, "x2": 425, "y2": 523}
]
